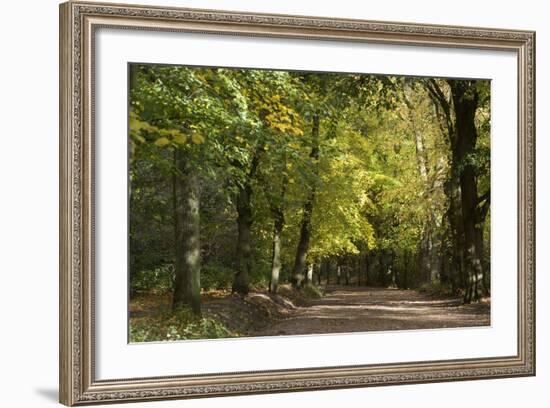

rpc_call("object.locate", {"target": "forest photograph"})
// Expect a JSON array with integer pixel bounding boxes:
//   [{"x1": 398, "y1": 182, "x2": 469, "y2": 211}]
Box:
[{"x1": 128, "y1": 64, "x2": 491, "y2": 343}]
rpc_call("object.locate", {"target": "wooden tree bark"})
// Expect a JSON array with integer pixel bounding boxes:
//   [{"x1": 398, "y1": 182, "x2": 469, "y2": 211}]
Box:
[
  {"x1": 233, "y1": 186, "x2": 253, "y2": 295},
  {"x1": 232, "y1": 150, "x2": 261, "y2": 295},
  {"x1": 476, "y1": 192, "x2": 491, "y2": 295},
  {"x1": 269, "y1": 210, "x2": 284, "y2": 293},
  {"x1": 172, "y1": 152, "x2": 201, "y2": 314},
  {"x1": 291, "y1": 114, "x2": 320, "y2": 288},
  {"x1": 447, "y1": 162, "x2": 466, "y2": 291},
  {"x1": 268, "y1": 171, "x2": 288, "y2": 293},
  {"x1": 450, "y1": 80, "x2": 484, "y2": 303}
]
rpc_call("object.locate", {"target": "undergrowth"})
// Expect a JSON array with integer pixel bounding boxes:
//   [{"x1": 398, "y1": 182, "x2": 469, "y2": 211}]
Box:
[
  {"x1": 418, "y1": 281, "x2": 454, "y2": 297},
  {"x1": 129, "y1": 306, "x2": 236, "y2": 343}
]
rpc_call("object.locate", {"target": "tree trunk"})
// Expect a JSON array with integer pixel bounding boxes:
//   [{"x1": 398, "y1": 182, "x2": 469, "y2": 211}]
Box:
[
  {"x1": 377, "y1": 252, "x2": 387, "y2": 287},
  {"x1": 419, "y1": 234, "x2": 432, "y2": 283},
  {"x1": 430, "y1": 231, "x2": 441, "y2": 283},
  {"x1": 269, "y1": 211, "x2": 284, "y2": 293},
  {"x1": 292, "y1": 197, "x2": 313, "y2": 287},
  {"x1": 364, "y1": 253, "x2": 370, "y2": 286},
  {"x1": 425, "y1": 79, "x2": 465, "y2": 293},
  {"x1": 306, "y1": 263, "x2": 314, "y2": 284},
  {"x1": 172, "y1": 153, "x2": 201, "y2": 314},
  {"x1": 232, "y1": 148, "x2": 261, "y2": 295},
  {"x1": 476, "y1": 193, "x2": 491, "y2": 296},
  {"x1": 475, "y1": 222, "x2": 490, "y2": 296},
  {"x1": 357, "y1": 255, "x2": 362, "y2": 286},
  {"x1": 460, "y1": 166, "x2": 483, "y2": 303},
  {"x1": 233, "y1": 185, "x2": 253, "y2": 295},
  {"x1": 345, "y1": 267, "x2": 350, "y2": 285},
  {"x1": 450, "y1": 80, "x2": 483, "y2": 303},
  {"x1": 448, "y1": 161, "x2": 465, "y2": 291},
  {"x1": 402, "y1": 251, "x2": 409, "y2": 289},
  {"x1": 268, "y1": 170, "x2": 288, "y2": 294},
  {"x1": 291, "y1": 114, "x2": 320, "y2": 288}
]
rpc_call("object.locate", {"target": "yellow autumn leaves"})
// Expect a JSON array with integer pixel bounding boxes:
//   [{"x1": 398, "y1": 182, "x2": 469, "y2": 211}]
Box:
[
  {"x1": 130, "y1": 111, "x2": 205, "y2": 148},
  {"x1": 261, "y1": 94, "x2": 304, "y2": 137},
  {"x1": 154, "y1": 131, "x2": 205, "y2": 148}
]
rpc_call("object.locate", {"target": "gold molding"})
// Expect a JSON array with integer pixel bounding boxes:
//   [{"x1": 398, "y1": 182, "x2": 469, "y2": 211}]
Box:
[{"x1": 59, "y1": 1, "x2": 535, "y2": 405}]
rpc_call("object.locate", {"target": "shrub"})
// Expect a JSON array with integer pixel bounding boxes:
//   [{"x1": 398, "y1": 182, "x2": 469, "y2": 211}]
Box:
[
  {"x1": 201, "y1": 263, "x2": 235, "y2": 291},
  {"x1": 130, "y1": 264, "x2": 174, "y2": 294},
  {"x1": 418, "y1": 281, "x2": 454, "y2": 297},
  {"x1": 129, "y1": 306, "x2": 235, "y2": 342},
  {"x1": 302, "y1": 283, "x2": 325, "y2": 299}
]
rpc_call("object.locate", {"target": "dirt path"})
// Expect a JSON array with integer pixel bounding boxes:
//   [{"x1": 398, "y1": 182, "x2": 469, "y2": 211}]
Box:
[{"x1": 250, "y1": 285, "x2": 490, "y2": 337}]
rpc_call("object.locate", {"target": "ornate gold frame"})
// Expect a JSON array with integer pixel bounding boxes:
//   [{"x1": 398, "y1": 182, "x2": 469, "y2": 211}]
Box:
[{"x1": 59, "y1": 1, "x2": 536, "y2": 405}]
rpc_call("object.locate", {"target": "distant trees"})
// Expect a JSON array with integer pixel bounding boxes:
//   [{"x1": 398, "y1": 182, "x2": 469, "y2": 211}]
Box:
[{"x1": 129, "y1": 65, "x2": 491, "y2": 314}]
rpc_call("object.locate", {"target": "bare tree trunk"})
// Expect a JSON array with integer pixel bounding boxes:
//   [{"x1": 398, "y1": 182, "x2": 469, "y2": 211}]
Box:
[{"x1": 173, "y1": 152, "x2": 201, "y2": 314}]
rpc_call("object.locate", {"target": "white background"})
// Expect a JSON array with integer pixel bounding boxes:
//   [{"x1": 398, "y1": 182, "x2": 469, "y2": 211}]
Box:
[{"x1": 0, "y1": 0, "x2": 546, "y2": 407}]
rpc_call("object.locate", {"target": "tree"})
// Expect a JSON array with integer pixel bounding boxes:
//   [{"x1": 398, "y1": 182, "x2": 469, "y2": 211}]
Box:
[
  {"x1": 129, "y1": 66, "x2": 253, "y2": 311},
  {"x1": 425, "y1": 78, "x2": 490, "y2": 302}
]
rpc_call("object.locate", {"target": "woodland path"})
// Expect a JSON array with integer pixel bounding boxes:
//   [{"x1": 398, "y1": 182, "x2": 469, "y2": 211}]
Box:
[{"x1": 250, "y1": 285, "x2": 490, "y2": 336}]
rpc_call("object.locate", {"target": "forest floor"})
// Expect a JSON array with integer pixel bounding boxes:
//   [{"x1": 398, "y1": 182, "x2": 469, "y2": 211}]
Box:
[
  {"x1": 249, "y1": 285, "x2": 490, "y2": 336},
  {"x1": 130, "y1": 285, "x2": 490, "y2": 340}
]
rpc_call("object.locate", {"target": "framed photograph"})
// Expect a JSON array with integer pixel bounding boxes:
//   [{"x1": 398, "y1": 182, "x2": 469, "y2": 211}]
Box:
[{"x1": 59, "y1": 1, "x2": 535, "y2": 405}]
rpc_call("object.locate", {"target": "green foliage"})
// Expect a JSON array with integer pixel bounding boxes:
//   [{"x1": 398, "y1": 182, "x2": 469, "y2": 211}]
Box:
[
  {"x1": 129, "y1": 307, "x2": 235, "y2": 343},
  {"x1": 302, "y1": 283, "x2": 325, "y2": 299},
  {"x1": 130, "y1": 264, "x2": 173, "y2": 294},
  {"x1": 200, "y1": 263, "x2": 236, "y2": 291}
]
